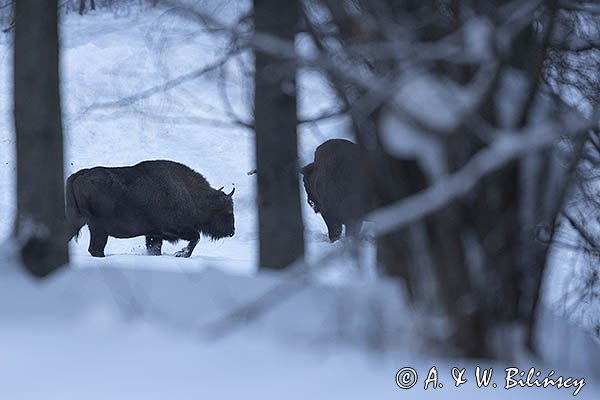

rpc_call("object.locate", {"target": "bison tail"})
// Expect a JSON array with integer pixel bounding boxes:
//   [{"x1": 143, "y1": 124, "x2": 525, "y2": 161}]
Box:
[{"x1": 65, "y1": 174, "x2": 85, "y2": 241}]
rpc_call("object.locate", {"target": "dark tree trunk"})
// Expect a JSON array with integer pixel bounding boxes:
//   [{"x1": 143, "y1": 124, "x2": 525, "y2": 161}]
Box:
[
  {"x1": 78, "y1": 0, "x2": 96, "y2": 15},
  {"x1": 253, "y1": 0, "x2": 304, "y2": 269},
  {"x1": 13, "y1": 0, "x2": 68, "y2": 277},
  {"x1": 355, "y1": 109, "x2": 491, "y2": 357}
]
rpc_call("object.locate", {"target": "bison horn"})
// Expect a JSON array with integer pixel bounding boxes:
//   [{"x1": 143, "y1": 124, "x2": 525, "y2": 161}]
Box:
[
  {"x1": 227, "y1": 187, "x2": 235, "y2": 197},
  {"x1": 217, "y1": 186, "x2": 224, "y2": 191}
]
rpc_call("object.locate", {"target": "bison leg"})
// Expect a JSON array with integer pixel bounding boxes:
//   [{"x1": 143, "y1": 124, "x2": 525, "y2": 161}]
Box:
[
  {"x1": 174, "y1": 237, "x2": 199, "y2": 258},
  {"x1": 322, "y1": 213, "x2": 342, "y2": 242},
  {"x1": 88, "y1": 225, "x2": 108, "y2": 257},
  {"x1": 346, "y1": 221, "x2": 362, "y2": 239},
  {"x1": 145, "y1": 236, "x2": 163, "y2": 256}
]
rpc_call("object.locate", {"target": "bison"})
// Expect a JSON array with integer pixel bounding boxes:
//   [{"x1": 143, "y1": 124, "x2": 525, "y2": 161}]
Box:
[
  {"x1": 65, "y1": 160, "x2": 235, "y2": 258},
  {"x1": 301, "y1": 139, "x2": 373, "y2": 242}
]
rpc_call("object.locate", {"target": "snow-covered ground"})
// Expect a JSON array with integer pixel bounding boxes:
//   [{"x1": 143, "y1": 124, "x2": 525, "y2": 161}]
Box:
[
  {"x1": 1, "y1": 260, "x2": 598, "y2": 399},
  {"x1": 1, "y1": 4, "x2": 599, "y2": 399}
]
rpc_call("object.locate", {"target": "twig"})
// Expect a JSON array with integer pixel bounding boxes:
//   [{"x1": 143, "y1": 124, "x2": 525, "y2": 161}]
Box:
[
  {"x1": 298, "y1": 106, "x2": 348, "y2": 125},
  {"x1": 561, "y1": 210, "x2": 600, "y2": 251},
  {"x1": 83, "y1": 48, "x2": 244, "y2": 114},
  {"x1": 217, "y1": 64, "x2": 253, "y2": 128}
]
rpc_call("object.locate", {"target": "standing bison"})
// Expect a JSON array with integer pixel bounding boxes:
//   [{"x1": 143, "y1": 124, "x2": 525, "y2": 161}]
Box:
[
  {"x1": 65, "y1": 160, "x2": 235, "y2": 258},
  {"x1": 301, "y1": 139, "x2": 373, "y2": 242}
]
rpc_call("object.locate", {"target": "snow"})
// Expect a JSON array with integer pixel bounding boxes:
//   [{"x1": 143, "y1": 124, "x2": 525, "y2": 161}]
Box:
[
  {"x1": 1, "y1": 4, "x2": 599, "y2": 399},
  {"x1": 1, "y1": 256, "x2": 599, "y2": 399}
]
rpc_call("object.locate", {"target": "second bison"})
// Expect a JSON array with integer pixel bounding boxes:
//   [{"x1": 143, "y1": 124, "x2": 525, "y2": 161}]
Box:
[
  {"x1": 301, "y1": 139, "x2": 373, "y2": 242},
  {"x1": 66, "y1": 160, "x2": 235, "y2": 258}
]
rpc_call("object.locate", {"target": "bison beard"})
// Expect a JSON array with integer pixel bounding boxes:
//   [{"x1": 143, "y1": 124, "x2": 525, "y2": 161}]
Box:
[
  {"x1": 301, "y1": 139, "x2": 373, "y2": 242},
  {"x1": 65, "y1": 160, "x2": 235, "y2": 258}
]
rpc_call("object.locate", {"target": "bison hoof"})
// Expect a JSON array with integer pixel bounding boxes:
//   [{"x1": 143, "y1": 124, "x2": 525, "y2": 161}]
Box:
[
  {"x1": 328, "y1": 234, "x2": 341, "y2": 243},
  {"x1": 89, "y1": 251, "x2": 105, "y2": 257},
  {"x1": 174, "y1": 249, "x2": 192, "y2": 258}
]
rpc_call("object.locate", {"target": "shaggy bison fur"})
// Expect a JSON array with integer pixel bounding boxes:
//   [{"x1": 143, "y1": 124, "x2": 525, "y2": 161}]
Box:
[
  {"x1": 65, "y1": 160, "x2": 235, "y2": 258},
  {"x1": 301, "y1": 139, "x2": 373, "y2": 242}
]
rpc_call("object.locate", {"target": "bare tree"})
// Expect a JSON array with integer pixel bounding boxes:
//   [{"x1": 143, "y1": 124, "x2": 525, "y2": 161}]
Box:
[
  {"x1": 254, "y1": 0, "x2": 305, "y2": 269},
  {"x1": 295, "y1": 0, "x2": 598, "y2": 357},
  {"x1": 13, "y1": 0, "x2": 68, "y2": 277}
]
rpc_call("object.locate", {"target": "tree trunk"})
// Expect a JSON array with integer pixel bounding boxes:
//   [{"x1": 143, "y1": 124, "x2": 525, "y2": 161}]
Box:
[
  {"x1": 13, "y1": 0, "x2": 68, "y2": 277},
  {"x1": 254, "y1": 0, "x2": 304, "y2": 269}
]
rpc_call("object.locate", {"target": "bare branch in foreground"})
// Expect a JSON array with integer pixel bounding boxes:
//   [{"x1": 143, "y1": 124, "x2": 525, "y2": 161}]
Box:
[
  {"x1": 365, "y1": 120, "x2": 596, "y2": 238},
  {"x1": 201, "y1": 246, "x2": 344, "y2": 341}
]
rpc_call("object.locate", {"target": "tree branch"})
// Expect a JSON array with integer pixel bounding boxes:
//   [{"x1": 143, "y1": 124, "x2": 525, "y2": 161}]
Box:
[{"x1": 366, "y1": 118, "x2": 595, "y2": 237}]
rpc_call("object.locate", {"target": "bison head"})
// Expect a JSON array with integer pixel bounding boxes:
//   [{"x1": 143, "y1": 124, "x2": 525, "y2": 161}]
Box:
[
  {"x1": 204, "y1": 187, "x2": 235, "y2": 240},
  {"x1": 301, "y1": 163, "x2": 319, "y2": 213}
]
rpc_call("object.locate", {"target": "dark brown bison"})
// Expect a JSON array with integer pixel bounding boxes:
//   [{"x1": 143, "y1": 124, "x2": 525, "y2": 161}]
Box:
[
  {"x1": 65, "y1": 160, "x2": 235, "y2": 258},
  {"x1": 301, "y1": 139, "x2": 373, "y2": 242}
]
